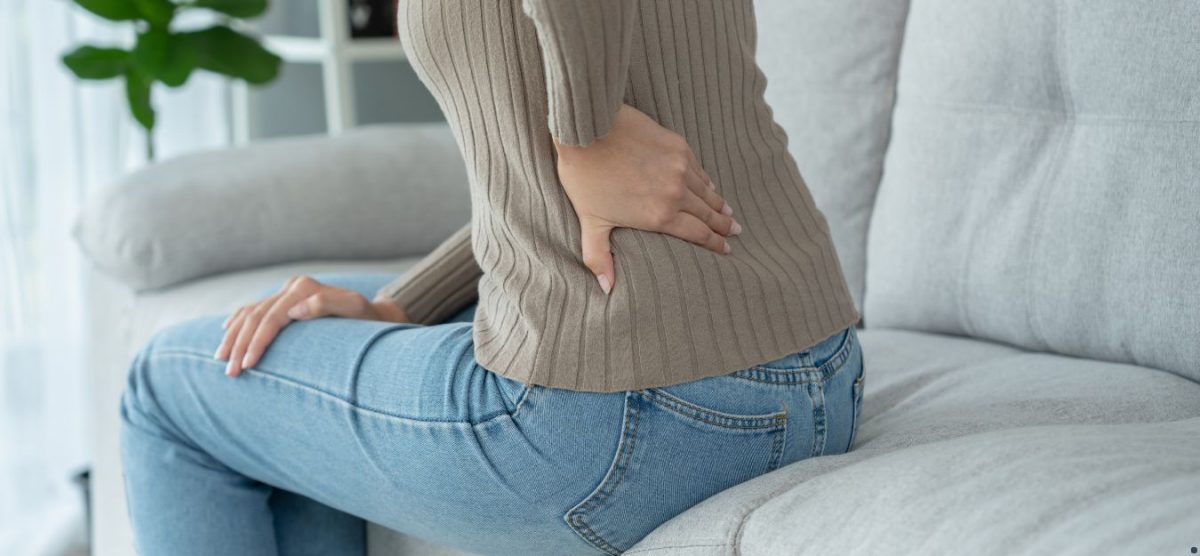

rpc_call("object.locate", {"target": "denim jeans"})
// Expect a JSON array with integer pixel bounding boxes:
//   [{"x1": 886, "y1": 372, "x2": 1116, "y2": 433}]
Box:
[{"x1": 121, "y1": 273, "x2": 864, "y2": 556}]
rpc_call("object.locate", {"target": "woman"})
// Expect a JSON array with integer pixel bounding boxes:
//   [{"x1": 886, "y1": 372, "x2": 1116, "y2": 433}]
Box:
[{"x1": 120, "y1": 1, "x2": 864, "y2": 554}]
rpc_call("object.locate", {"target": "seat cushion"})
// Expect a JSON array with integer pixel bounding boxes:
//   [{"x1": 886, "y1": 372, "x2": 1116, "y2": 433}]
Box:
[
  {"x1": 627, "y1": 329, "x2": 1200, "y2": 555},
  {"x1": 862, "y1": 0, "x2": 1200, "y2": 382}
]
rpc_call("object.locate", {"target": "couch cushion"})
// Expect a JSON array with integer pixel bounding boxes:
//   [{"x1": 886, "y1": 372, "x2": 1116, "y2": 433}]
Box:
[
  {"x1": 863, "y1": 0, "x2": 1200, "y2": 382},
  {"x1": 627, "y1": 328, "x2": 1200, "y2": 554},
  {"x1": 756, "y1": 0, "x2": 910, "y2": 310},
  {"x1": 75, "y1": 124, "x2": 470, "y2": 292},
  {"x1": 738, "y1": 418, "x2": 1200, "y2": 556}
]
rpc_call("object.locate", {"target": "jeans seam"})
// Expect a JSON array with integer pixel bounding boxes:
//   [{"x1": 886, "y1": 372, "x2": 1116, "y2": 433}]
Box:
[
  {"x1": 146, "y1": 350, "x2": 511, "y2": 428},
  {"x1": 644, "y1": 389, "x2": 787, "y2": 430},
  {"x1": 565, "y1": 392, "x2": 642, "y2": 555},
  {"x1": 767, "y1": 413, "x2": 787, "y2": 472},
  {"x1": 511, "y1": 384, "x2": 534, "y2": 417},
  {"x1": 735, "y1": 328, "x2": 856, "y2": 384}
]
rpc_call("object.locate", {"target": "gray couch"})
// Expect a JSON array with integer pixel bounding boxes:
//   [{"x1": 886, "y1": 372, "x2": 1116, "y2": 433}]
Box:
[{"x1": 77, "y1": 0, "x2": 1200, "y2": 554}]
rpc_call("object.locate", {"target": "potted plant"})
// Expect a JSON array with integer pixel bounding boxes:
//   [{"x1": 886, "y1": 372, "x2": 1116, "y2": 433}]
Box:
[{"x1": 61, "y1": 0, "x2": 282, "y2": 160}]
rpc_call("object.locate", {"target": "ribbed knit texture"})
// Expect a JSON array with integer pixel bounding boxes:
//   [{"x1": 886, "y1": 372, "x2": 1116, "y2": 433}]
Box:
[{"x1": 380, "y1": 0, "x2": 860, "y2": 392}]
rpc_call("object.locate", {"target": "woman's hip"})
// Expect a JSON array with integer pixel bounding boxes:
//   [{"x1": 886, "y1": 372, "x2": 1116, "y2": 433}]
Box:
[{"x1": 522, "y1": 324, "x2": 864, "y2": 554}]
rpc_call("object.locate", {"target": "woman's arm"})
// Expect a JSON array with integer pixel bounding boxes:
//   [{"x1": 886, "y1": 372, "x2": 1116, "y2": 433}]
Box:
[
  {"x1": 372, "y1": 224, "x2": 481, "y2": 325},
  {"x1": 215, "y1": 227, "x2": 476, "y2": 378},
  {"x1": 521, "y1": 0, "x2": 636, "y2": 147},
  {"x1": 554, "y1": 105, "x2": 740, "y2": 295},
  {"x1": 522, "y1": 2, "x2": 740, "y2": 294}
]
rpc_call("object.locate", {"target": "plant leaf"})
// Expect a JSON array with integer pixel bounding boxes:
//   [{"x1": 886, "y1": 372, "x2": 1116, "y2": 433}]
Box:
[
  {"x1": 124, "y1": 67, "x2": 156, "y2": 131},
  {"x1": 72, "y1": 0, "x2": 141, "y2": 21},
  {"x1": 189, "y1": 0, "x2": 269, "y2": 19},
  {"x1": 183, "y1": 26, "x2": 281, "y2": 85},
  {"x1": 133, "y1": 0, "x2": 175, "y2": 27},
  {"x1": 132, "y1": 29, "x2": 168, "y2": 73},
  {"x1": 134, "y1": 29, "x2": 196, "y2": 87},
  {"x1": 62, "y1": 46, "x2": 133, "y2": 80}
]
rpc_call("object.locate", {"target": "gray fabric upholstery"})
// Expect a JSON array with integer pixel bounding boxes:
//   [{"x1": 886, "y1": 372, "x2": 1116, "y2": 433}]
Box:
[
  {"x1": 628, "y1": 328, "x2": 1200, "y2": 554},
  {"x1": 756, "y1": 0, "x2": 910, "y2": 311},
  {"x1": 74, "y1": 124, "x2": 470, "y2": 291},
  {"x1": 738, "y1": 418, "x2": 1200, "y2": 556},
  {"x1": 863, "y1": 0, "x2": 1200, "y2": 382}
]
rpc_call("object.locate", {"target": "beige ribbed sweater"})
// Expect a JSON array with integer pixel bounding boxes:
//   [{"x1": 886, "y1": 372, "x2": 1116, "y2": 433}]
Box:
[{"x1": 379, "y1": 0, "x2": 859, "y2": 392}]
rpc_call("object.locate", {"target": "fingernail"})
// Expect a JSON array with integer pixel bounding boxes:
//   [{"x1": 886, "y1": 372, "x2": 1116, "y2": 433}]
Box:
[
  {"x1": 721, "y1": 202, "x2": 733, "y2": 216},
  {"x1": 288, "y1": 304, "x2": 308, "y2": 319},
  {"x1": 708, "y1": 180, "x2": 717, "y2": 190},
  {"x1": 730, "y1": 221, "x2": 743, "y2": 235},
  {"x1": 213, "y1": 348, "x2": 223, "y2": 360},
  {"x1": 225, "y1": 362, "x2": 237, "y2": 377},
  {"x1": 723, "y1": 243, "x2": 732, "y2": 255},
  {"x1": 241, "y1": 353, "x2": 254, "y2": 369},
  {"x1": 597, "y1": 274, "x2": 612, "y2": 295}
]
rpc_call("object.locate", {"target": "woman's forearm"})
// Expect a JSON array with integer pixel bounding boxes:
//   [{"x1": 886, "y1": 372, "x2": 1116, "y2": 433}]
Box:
[
  {"x1": 374, "y1": 224, "x2": 482, "y2": 325},
  {"x1": 521, "y1": 0, "x2": 636, "y2": 147}
]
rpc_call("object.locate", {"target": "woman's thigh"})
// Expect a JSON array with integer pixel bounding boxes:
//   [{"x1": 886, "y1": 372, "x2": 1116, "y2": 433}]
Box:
[{"x1": 125, "y1": 274, "x2": 622, "y2": 555}]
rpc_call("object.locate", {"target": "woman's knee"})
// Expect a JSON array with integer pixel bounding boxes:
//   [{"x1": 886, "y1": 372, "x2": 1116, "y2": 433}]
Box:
[{"x1": 121, "y1": 315, "x2": 225, "y2": 430}]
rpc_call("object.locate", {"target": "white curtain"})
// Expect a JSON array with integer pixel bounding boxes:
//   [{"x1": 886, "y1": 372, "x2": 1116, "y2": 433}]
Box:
[{"x1": 0, "y1": 1, "x2": 231, "y2": 553}]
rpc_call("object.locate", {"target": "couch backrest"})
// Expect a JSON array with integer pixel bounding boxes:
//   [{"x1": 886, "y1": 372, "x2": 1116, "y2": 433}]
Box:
[
  {"x1": 864, "y1": 0, "x2": 1200, "y2": 381},
  {"x1": 756, "y1": 0, "x2": 911, "y2": 311}
]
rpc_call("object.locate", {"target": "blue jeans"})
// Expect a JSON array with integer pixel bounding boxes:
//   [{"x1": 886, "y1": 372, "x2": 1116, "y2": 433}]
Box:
[{"x1": 121, "y1": 273, "x2": 864, "y2": 555}]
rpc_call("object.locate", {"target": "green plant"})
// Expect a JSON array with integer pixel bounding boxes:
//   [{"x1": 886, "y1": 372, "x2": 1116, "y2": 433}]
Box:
[{"x1": 61, "y1": 0, "x2": 282, "y2": 160}]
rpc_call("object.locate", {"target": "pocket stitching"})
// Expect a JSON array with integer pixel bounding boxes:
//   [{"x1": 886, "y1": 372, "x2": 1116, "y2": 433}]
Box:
[
  {"x1": 767, "y1": 415, "x2": 787, "y2": 472},
  {"x1": 565, "y1": 391, "x2": 789, "y2": 554},
  {"x1": 738, "y1": 328, "x2": 856, "y2": 383},
  {"x1": 644, "y1": 388, "x2": 787, "y2": 431},
  {"x1": 565, "y1": 392, "x2": 642, "y2": 556}
]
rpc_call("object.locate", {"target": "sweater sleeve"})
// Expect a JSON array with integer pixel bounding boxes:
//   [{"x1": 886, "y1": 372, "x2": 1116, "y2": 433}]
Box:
[
  {"x1": 374, "y1": 224, "x2": 482, "y2": 325},
  {"x1": 521, "y1": 0, "x2": 636, "y2": 147}
]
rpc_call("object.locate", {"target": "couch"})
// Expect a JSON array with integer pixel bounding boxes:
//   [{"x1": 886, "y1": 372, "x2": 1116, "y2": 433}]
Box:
[{"x1": 76, "y1": 0, "x2": 1200, "y2": 554}]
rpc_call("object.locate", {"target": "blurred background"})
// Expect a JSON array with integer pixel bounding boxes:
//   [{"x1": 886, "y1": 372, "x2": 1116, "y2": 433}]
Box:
[{"x1": 0, "y1": 1, "x2": 442, "y2": 553}]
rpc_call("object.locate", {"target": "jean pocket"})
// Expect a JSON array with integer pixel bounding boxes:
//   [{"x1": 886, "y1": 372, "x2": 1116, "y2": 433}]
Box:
[{"x1": 564, "y1": 389, "x2": 786, "y2": 555}]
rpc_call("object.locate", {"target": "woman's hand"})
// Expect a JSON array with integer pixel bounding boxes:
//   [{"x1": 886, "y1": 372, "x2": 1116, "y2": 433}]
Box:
[
  {"x1": 553, "y1": 104, "x2": 740, "y2": 295},
  {"x1": 215, "y1": 275, "x2": 408, "y2": 377}
]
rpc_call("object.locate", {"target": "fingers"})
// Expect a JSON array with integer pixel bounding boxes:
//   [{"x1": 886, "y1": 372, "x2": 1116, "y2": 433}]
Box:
[
  {"x1": 218, "y1": 275, "x2": 313, "y2": 377},
  {"x1": 237, "y1": 292, "x2": 304, "y2": 373},
  {"x1": 680, "y1": 193, "x2": 739, "y2": 237},
  {"x1": 580, "y1": 219, "x2": 616, "y2": 295},
  {"x1": 683, "y1": 156, "x2": 740, "y2": 236},
  {"x1": 287, "y1": 289, "x2": 370, "y2": 321},
  {"x1": 216, "y1": 305, "x2": 249, "y2": 359},
  {"x1": 223, "y1": 282, "x2": 375, "y2": 377},
  {"x1": 663, "y1": 213, "x2": 731, "y2": 256},
  {"x1": 225, "y1": 301, "x2": 270, "y2": 377},
  {"x1": 686, "y1": 157, "x2": 729, "y2": 216}
]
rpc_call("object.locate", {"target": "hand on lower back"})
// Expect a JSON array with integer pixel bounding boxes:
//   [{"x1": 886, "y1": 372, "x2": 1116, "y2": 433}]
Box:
[
  {"x1": 553, "y1": 104, "x2": 741, "y2": 295},
  {"x1": 215, "y1": 275, "x2": 409, "y2": 377}
]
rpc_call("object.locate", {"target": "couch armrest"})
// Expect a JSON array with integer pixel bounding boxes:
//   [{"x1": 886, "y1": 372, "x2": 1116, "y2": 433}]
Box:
[{"x1": 74, "y1": 124, "x2": 470, "y2": 291}]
